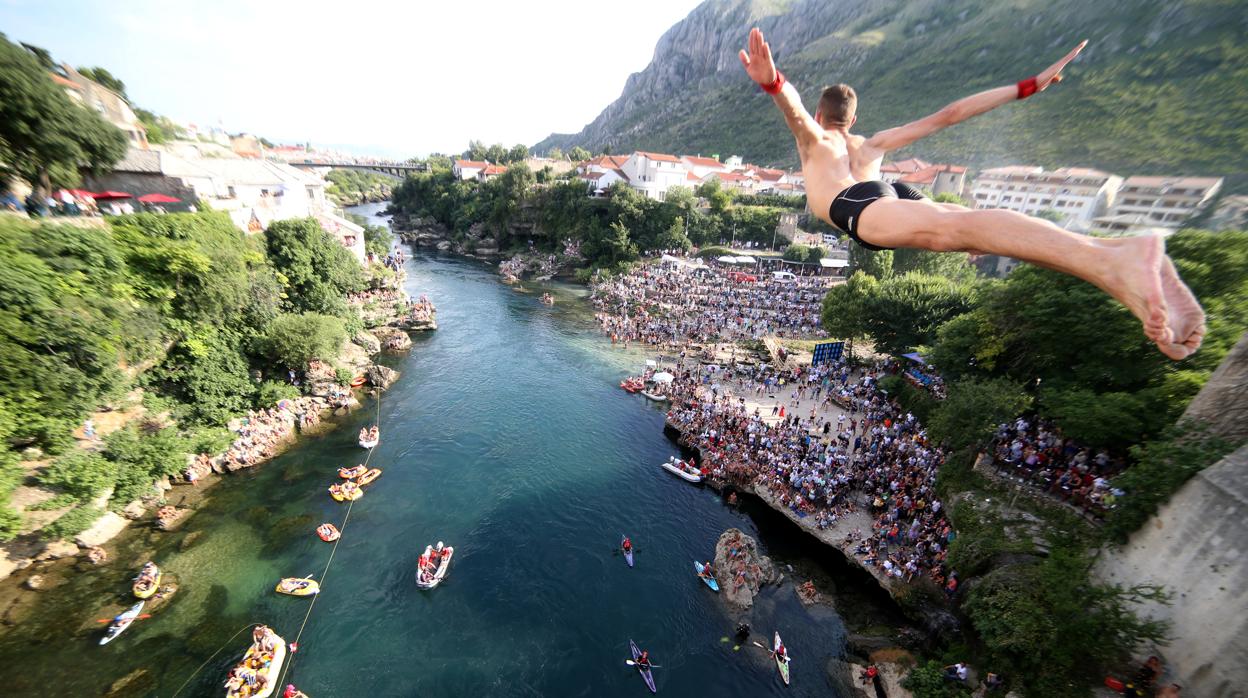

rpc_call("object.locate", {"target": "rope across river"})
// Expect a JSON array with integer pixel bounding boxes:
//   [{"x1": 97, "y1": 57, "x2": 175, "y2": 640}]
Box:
[
  {"x1": 276, "y1": 390, "x2": 383, "y2": 690},
  {"x1": 171, "y1": 388, "x2": 384, "y2": 696}
]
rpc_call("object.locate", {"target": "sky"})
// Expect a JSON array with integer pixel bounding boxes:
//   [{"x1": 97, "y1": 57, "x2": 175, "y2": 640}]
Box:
[{"x1": 0, "y1": 0, "x2": 705, "y2": 158}]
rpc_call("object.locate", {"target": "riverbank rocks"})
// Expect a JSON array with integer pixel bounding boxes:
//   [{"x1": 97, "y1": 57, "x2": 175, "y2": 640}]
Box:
[
  {"x1": 374, "y1": 327, "x2": 411, "y2": 352},
  {"x1": 846, "y1": 658, "x2": 913, "y2": 698},
  {"x1": 23, "y1": 574, "x2": 46, "y2": 591},
  {"x1": 122, "y1": 500, "x2": 147, "y2": 520},
  {"x1": 34, "y1": 541, "x2": 78, "y2": 561},
  {"x1": 354, "y1": 331, "x2": 382, "y2": 355},
  {"x1": 156, "y1": 505, "x2": 188, "y2": 531},
  {"x1": 366, "y1": 364, "x2": 400, "y2": 391},
  {"x1": 712, "y1": 528, "x2": 781, "y2": 609},
  {"x1": 74, "y1": 511, "x2": 129, "y2": 548}
]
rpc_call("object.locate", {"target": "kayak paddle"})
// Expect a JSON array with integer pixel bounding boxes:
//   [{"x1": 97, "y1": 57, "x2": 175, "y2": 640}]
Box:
[
  {"x1": 96, "y1": 614, "x2": 152, "y2": 622},
  {"x1": 625, "y1": 659, "x2": 662, "y2": 669},
  {"x1": 752, "y1": 640, "x2": 794, "y2": 660}
]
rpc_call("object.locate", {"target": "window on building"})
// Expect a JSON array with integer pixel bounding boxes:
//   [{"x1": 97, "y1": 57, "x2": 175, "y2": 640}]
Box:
[
  {"x1": 306, "y1": 185, "x2": 317, "y2": 199},
  {"x1": 227, "y1": 186, "x2": 236, "y2": 198}
]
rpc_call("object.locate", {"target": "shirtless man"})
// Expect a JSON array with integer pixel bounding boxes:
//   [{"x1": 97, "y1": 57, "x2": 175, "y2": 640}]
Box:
[{"x1": 738, "y1": 28, "x2": 1204, "y2": 360}]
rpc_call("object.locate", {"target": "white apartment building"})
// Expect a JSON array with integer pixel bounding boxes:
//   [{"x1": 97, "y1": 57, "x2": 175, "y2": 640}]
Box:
[
  {"x1": 620, "y1": 152, "x2": 689, "y2": 200},
  {"x1": 1099, "y1": 176, "x2": 1224, "y2": 231},
  {"x1": 970, "y1": 166, "x2": 1123, "y2": 231}
]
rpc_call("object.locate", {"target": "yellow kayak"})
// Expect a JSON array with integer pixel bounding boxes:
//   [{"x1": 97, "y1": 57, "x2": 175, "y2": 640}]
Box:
[
  {"x1": 275, "y1": 577, "x2": 320, "y2": 596},
  {"x1": 355, "y1": 468, "x2": 382, "y2": 486},
  {"x1": 133, "y1": 562, "x2": 161, "y2": 599}
]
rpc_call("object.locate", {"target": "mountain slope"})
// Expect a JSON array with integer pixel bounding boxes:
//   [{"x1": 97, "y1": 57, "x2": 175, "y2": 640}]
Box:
[{"x1": 536, "y1": 0, "x2": 1248, "y2": 183}]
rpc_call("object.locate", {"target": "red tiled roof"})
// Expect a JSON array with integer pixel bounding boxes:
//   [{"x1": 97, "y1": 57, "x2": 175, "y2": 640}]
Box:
[
  {"x1": 756, "y1": 168, "x2": 785, "y2": 181},
  {"x1": 682, "y1": 155, "x2": 724, "y2": 168},
  {"x1": 50, "y1": 73, "x2": 81, "y2": 90},
  {"x1": 880, "y1": 158, "x2": 931, "y2": 174},
  {"x1": 482, "y1": 165, "x2": 507, "y2": 175},
  {"x1": 686, "y1": 171, "x2": 701, "y2": 181},
  {"x1": 717, "y1": 172, "x2": 758, "y2": 182},
  {"x1": 455, "y1": 160, "x2": 489, "y2": 169},
  {"x1": 899, "y1": 163, "x2": 966, "y2": 185},
  {"x1": 635, "y1": 151, "x2": 681, "y2": 163}
]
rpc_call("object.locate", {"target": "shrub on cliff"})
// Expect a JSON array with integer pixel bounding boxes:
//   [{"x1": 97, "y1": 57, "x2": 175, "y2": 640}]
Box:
[
  {"x1": 39, "y1": 452, "x2": 118, "y2": 502},
  {"x1": 43, "y1": 505, "x2": 104, "y2": 541},
  {"x1": 262, "y1": 313, "x2": 347, "y2": 370},
  {"x1": 264, "y1": 218, "x2": 365, "y2": 318},
  {"x1": 104, "y1": 424, "x2": 190, "y2": 505}
]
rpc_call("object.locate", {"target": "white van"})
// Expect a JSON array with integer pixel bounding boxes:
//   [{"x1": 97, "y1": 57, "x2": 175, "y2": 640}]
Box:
[{"x1": 771, "y1": 270, "x2": 797, "y2": 281}]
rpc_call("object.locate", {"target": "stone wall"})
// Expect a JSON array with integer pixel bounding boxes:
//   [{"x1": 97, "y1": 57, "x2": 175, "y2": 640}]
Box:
[
  {"x1": 1180, "y1": 331, "x2": 1248, "y2": 445},
  {"x1": 1095, "y1": 331, "x2": 1248, "y2": 697},
  {"x1": 1096, "y1": 444, "x2": 1248, "y2": 697}
]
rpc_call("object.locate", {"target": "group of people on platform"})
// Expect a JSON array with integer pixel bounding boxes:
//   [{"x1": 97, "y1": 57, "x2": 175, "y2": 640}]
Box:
[
  {"x1": 992, "y1": 417, "x2": 1125, "y2": 517},
  {"x1": 663, "y1": 357, "x2": 957, "y2": 591},
  {"x1": 591, "y1": 261, "x2": 833, "y2": 346}
]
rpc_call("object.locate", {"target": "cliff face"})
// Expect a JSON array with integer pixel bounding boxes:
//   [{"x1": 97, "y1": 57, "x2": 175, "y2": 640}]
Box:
[{"x1": 536, "y1": 0, "x2": 1248, "y2": 180}]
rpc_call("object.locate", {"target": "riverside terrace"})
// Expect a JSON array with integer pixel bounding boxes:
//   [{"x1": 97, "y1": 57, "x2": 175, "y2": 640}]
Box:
[
  {"x1": 657, "y1": 354, "x2": 957, "y2": 594},
  {"x1": 591, "y1": 260, "x2": 835, "y2": 346}
]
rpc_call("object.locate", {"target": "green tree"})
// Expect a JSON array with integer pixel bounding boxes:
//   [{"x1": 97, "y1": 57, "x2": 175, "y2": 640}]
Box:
[
  {"x1": 262, "y1": 313, "x2": 347, "y2": 369},
  {"x1": 568, "y1": 146, "x2": 591, "y2": 162},
  {"x1": 39, "y1": 452, "x2": 118, "y2": 502},
  {"x1": 547, "y1": 147, "x2": 564, "y2": 160},
  {"x1": 858, "y1": 272, "x2": 976, "y2": 356},
  {"x1": 964, "y1": 545, "x2": 1168, "y2": 697},
  {"x1": 655, "y1": 217, "x2": 692, "y2": 252},
  {"x1": 927, "y1": 377, "x2": 1032, "y2": 451},
  {"x1": 506, "y1": 144, "x2": 529, "y2": 163},
  {"x1": 0, "y1": 36, "x2": 129, "y2": 189},
  {"x1": 77, "y1": 65, "x2": 127, "y2": 97},
  {"x1": 104, "y1": 424, "x2": 191, "y2": 504},
  {"x1": 264, "y1": 218, "x2": 365, "y2": 317},
  {"x1": 849, "y1": 244, "x2": 894, "y2": 279},
  {"x1": 150, "y1": 327, "x2": 258, "y2": 426},
  {"x1": 821, "y1": 271, "x2": 878, "y2": 350}
]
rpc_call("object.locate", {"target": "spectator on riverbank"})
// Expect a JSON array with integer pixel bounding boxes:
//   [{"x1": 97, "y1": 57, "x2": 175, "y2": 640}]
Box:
[
  {"x1": 663, "y1": 356, "x2": 954, "y2": 589},
  {"x1": 591, "y1": 260, "x2": 833, "y2": 346},
  {"x1": 991, "y1": 417, "x2": 1125, "y2": 517}
]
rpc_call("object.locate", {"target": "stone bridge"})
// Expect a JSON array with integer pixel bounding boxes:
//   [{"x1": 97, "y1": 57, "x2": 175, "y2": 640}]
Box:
[{"x1": 287, "y1": 161, "x2": 426, "y2": 179}]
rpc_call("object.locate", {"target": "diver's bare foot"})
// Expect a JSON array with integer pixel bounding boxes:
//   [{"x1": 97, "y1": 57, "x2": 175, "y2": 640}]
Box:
[
  {"x1": 1154, "y1": 256, "x2": 1205, "y2": 360},
  {"x1": 1103, "y1": 235, "x2": 1168, "y2": 346}
]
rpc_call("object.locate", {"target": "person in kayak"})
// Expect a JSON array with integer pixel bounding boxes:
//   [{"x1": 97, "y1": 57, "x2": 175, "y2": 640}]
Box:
[
  {"x1": 637, "y1": 650, "x2": 652, "y2": 669},
  {"x1": 622, "y1": 537, "x2": 633, "y2": 553},
  {"x1": 775, "y1": 640, "x2": 788, "y2": 663},
  {"x1": 700, "y1": 561, "x2": 716, "y2": 579}
]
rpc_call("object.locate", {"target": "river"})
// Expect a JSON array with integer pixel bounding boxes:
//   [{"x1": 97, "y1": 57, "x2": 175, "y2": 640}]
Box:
[{"x1": 0, "y1": 202, "x2": 895, "y2": 696}]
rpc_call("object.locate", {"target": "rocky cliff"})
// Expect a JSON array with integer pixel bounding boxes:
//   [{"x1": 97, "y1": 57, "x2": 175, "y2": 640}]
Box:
[{"x1": 536, "y1": 0, "x2": 1248, "y2": 182}]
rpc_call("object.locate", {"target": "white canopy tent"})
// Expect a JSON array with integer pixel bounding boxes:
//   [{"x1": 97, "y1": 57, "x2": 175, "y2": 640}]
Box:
[{"x1": 650, "y1": 372, "x2": 676, "y2": 384}]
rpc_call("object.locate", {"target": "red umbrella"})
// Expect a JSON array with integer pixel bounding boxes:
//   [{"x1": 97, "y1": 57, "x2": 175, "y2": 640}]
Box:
[
  {"x1": 68, "y1": 189, "x2": 96, "y2": 199},
  {"x1": 137, "y1": 193, "x2": 180, "y2": 203},
  {"x1": 92, "y1": 191, "x2": 133, "y2": 200}
]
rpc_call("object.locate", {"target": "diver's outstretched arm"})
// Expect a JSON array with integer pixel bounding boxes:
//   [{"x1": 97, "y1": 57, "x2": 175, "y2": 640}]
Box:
[
  {"x1": 863, "y1": 40, "x2": 1088, "y2": 155},
  {"x1": 739, "y1": 28, "x2": 822, "y2": 150}
]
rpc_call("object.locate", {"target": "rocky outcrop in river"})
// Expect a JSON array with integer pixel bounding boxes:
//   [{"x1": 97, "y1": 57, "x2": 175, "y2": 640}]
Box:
[{"x1": 710, "y1": 528, "x2": 781, "y2": 609}]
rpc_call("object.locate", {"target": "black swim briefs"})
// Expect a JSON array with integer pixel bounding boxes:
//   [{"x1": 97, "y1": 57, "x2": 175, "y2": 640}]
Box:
[{"x1": 828, "y1": 181, "x2": 927, "y2": 251}]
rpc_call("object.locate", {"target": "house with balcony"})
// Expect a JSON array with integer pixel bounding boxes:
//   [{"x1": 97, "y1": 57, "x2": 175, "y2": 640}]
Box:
[
  {"x1": 970, "y1": 166, "x2": 1123, "y2": 231},
  {"x1": 1096, "y1": 176, "x2": 1224, "y2": 233},
  {"x1": 619, "y1": 151, "x2": 689, "y2": 200}
]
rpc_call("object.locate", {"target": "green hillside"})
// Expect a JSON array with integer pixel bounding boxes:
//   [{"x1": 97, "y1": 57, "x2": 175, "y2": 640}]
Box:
[{"x1": 537, "y1": 0, "x2": 1247, "y2": 185}]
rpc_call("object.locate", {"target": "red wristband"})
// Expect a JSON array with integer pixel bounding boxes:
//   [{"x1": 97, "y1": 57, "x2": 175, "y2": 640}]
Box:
[
  {"x1": 761, "y1": 70, "x2": 786, "y2": 95},
  {"x1": 1017, "y1": 76, "x2": 1038, "y2": 99}
]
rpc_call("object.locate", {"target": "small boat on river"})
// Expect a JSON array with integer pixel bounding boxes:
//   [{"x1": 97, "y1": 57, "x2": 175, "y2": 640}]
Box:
[
  {"x1": 329, "y1": 481, "x2": 363, "y2": 502},
  {"x1": 100, "y1": 601, "x2": 145, "y2": 645},
  {"x1": 694, "y1": 560, "x2": 720, "y2": 592},
  {"x1": 355, "y1": 467, "x2": 382, "y2": 486},
  {"x1": 275, "y1": 577, "x2": 319, "y2": 596},
  {"x1": 416, "y1": 542, "x2": 454, "y2": 589},
  {"x1": 316, "y1": 523, "x2": 340, "y2": 542},
  {"x1": 339, "y1": 464, "x2": 367, "y2": 479},
  {"x1": 132, "y1": 562, "x2": 161, "y2": 599},
  {"x1": 660, "y1": 457, "x2": 702, "y2": 483},
  {"x1": 224, "y1": 625, "x2": 286, "y2": 698}
]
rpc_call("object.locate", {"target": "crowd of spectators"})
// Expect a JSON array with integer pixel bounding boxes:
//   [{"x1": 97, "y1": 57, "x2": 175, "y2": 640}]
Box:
[
  {"x1": 990, "y1": 417, "x2": 1126, "y2": 518},
  {"x1": 663, "y1": 356, "x2": 957, "y2": 590},
  {"x1": 591, "y1": 261, "x2": 833, "y2": 346}
]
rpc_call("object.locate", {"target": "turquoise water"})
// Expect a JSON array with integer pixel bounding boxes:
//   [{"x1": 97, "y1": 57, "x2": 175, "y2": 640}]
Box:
[{"x1": 0, "y1": 203, "x2": 870, "y2": 696}]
